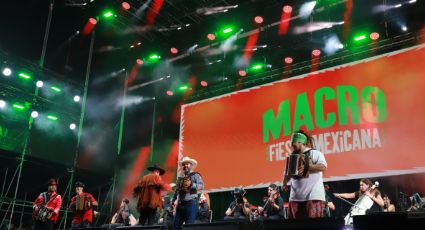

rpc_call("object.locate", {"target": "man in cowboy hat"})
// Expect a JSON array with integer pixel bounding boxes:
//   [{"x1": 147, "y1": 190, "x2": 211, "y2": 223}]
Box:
[
  {"x1": 173, "y1": 156, "x2": 204, "y2": 230},
  {"x1": 133, "y1": 164, "x2": 172, "y2": 226},
  {"x1": 69, "y1": 181, "x2": 98, "y2": 228},
  {"x1": 33, "y1": 178, "x2": 62, "y2": 230},
  {"x1": 224, "y1": 187, "x2": 251, "y2": 220}
]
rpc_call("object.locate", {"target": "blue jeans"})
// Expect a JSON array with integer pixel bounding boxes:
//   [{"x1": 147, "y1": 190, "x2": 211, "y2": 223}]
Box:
[{"x1": 173, "y1": 199, "x2": 198, "y2": 230}]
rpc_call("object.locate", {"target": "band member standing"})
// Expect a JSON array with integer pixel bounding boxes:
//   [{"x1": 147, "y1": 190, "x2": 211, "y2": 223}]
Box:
[
  {"x1": 257, "y1": 184, "x2": 285, "y2": 220},
  {"x1": 69, "y1": 181, "x2": 98, "y2": 228},
  {"x1": 133, "y1": 164, "x2": 172, "y2": 226},
  {"x1": 282, "y1": 130, "x2": 327, "y2": 219},
  {"x1": 33, "y1": 178, "x2": 62, "y2": 230},
  {"x1": 173, "y1": 156, "x2": 204, "y2": 230},
  {"x1": 334, "y1": 178, "x2": 384, "y2": 213},
  {"x1": 224, "y1": 187, "x2": 251, "y2": 220},
  {"x1": 383, "y1": 194, "x2": 396, "y2": 212}
]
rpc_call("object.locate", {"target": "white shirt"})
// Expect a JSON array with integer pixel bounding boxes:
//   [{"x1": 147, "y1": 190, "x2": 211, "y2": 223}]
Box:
[{"x1": 289, "y1": 148, "x2": 327, "y2": 202}]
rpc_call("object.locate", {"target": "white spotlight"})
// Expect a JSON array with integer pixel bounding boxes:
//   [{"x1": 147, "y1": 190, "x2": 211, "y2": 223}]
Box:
[
  {"x1": 394, "y1": 4, "x2": 402, "y2": 8},
  {"x1": 2, "y1": 67, "x2": 12, "y2": 76},
  {"x1": 36, "y1": 81, "x2": 44, "y2": 88},
  {"x1": 401, "y1": 25, "x2": 408, "y2": 31},
  {"x1": 31, "y1": 111, "x2": 39, "y2": 118},
  {"x1": 0, "y1": 100, "x2": 6, "y2": 108},
  {"x1": 300, "y1": 1, "x2": 317, "y2": 19},
  {"x1": 409, "y1": 0, "x2": 416, "y2": 3},
  {"x1": 69, "y1": 123, "x2": 76, "y2": 130},
  {"x1": 73, "y1": 95, "x2": 81, "y2": 102},
  {"x1": 324, "y1": 35, "x2": 344, "y2": 55}
]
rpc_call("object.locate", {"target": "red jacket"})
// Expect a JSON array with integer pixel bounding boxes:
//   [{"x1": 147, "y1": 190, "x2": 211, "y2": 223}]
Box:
[
  {"x1": 70, "y1": 192, "x2": 97, "y2": 224},
  {"x1": 33, "y1": 191, "x2": 62, "y2": 223}
]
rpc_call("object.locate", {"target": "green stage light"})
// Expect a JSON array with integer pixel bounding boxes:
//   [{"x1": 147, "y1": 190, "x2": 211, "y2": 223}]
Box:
[
  {"x1": 18, "y1": 72, "x2": 32, "y2": 80},
  {"x1": 47, "y1": 115, "x2": 58, "y2": 121},
  {"x1": 354, "y1": 34, "x2": 367, "y2": 42},
  {"x1": 12, "y1": 103, "x2": 25, "y2": 110},
  {"x1": 222, "y1": 28, "x2": 233, "y2": 34},
  {"x1": 178, "y1": 85, "x2": 189, "y2": 91},
  {"x1": 249, "y1": 63, "x2": 265, "y2": 72},
  {"x1": 102, "y1": 10, "x2": 115, "y2": 19},
  {"x1": 148, "y1": 54, "x2": 161, "y2": 60},
  {"x1": 50, "y1": 86, "x2": 61, "y2": 92}
]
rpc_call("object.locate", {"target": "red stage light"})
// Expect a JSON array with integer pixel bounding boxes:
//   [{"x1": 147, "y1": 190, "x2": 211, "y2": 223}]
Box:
[
  {"x1": 166, "y1": 90, "x2": 174, "y2": 96},
  {"x1": 254, "y1": 16, "x2": 264, "y2": 24},
  {"x1": 200, "y1": 81, "x2": 208, "y2": 87},
  {"x1": 284, "y1": 57, "x2": 293, "y2": 64},
  {"x1": 170, "y1": 47, "x2": 178, "y2": 54},
  {"x1": 283, "y1": 5, "x2": 293, "y2": 14},
  {"x1": 122, "y1": 2, "x2": 131, "y2": 10},
  {"x1": 238, "y1": 70, "x2": 247, "y2": 77},
  {"x1": 370, "y1": 32, "x2": 380, "y2": 40},
  {"x1": 136, "y1": 59, "x2": 144, "y2": 65},
  {"x1": 207, "y1": 34, "x2": 216, "y2": 41},
  {"x1": 312, "y1": 49, "x2": 321, "y2": 57},
  {"x1": 89, "y1": 18, "x2": 97, "y2": 25}
]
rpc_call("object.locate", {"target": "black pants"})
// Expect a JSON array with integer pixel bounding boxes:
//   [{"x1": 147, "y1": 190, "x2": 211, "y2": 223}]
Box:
[
  {"x1": 34, "y1": 220, "x2": 55, "y2": 230},
  {"x1": 139, "y1": 207, "x2": 157, "y2": 226}
]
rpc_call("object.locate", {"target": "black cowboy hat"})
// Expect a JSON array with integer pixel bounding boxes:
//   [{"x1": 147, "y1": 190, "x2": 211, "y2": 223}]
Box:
[
  {"x1": 47, "y1": 178, "x2": 58, "y2": 186},
  {"x1": 232, "y1": 187, "x2": 246, "y2": 195},
  {"x1": 74, "y1": 181, "x2": 85, "y2": 188},
  {"x1": 147, "y1": 164, "x2": 165, "y2": 175}
]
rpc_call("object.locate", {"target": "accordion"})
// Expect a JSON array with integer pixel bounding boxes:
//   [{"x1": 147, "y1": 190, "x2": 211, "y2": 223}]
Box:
[
  {"x1": 75, "y1": 195, "x2": 91, "y2": 211},
  {"x1": 176, "y1": 176, "x2": 191, "y2": 192},
  {"x1": 284, "y1": 152, "x2": 310, "y2": 179},
  {"x1": 34, "y1": 205, "x2": 54, "y2": 222}
]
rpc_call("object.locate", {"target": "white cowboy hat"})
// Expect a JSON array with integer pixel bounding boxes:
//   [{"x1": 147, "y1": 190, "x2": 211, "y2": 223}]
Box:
[{"x1": 179, "y1": 156, "x2": 198, "y2": 169}]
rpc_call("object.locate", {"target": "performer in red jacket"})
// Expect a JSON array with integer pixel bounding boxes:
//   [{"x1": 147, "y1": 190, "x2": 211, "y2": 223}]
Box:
[
  {"x1": 33, "y1": 178, "x2": 62, "y2": 230},
  {"x1": 69, "y1": 181, "x2": 98, "y2": 228}
]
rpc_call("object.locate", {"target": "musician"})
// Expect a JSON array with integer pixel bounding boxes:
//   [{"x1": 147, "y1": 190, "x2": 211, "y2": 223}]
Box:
[
  {"x1": 407, "y1": 192, "x2": 424, "y2": 212},
  {"x1": 324, "y1": 184, "x2": 335, "y2": 217},
  {"x1": 133, "y1": 164, "x2": 172, "y2": 226},
  {"x1": 383, "y1": 194, "x2": 396, "y2": 212},
  {"x1": 33, "y1": 178, "x2": 62, "y2": 230},
  {"x1": 224, "y1": 187, "x2": 251, "y2": 220},
  {"x1": 69, "y1": 181, "x2": 98, "y2": 228},
  {"x1": 257, "y1": 184, "x2": 285, "y2": 220},
  {"x1": 173, "y1": 156, "x2": 204, "y2": 230},
  {"x1": 334, "y1": 178, "x2": 384, "y2": 213},
  {"x1": 196, "y1": 193, "x2": 211, "y2": 223},
  {"x1": 282, "y1": 130, "x2": 327, "y2": 219}
]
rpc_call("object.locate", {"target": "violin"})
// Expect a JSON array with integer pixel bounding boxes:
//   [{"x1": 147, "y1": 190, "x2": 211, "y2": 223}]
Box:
[{"x1": 258, "y1": 191, "x2": 279, "y2": 216}]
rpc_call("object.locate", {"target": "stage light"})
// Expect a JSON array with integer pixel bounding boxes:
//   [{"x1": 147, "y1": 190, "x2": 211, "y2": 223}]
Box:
[
  {"x1": 31, "y1": 111, "x2": 39, "y2": 118},
  {"x1": 178, "y1": 85, "x2": 189, "y2": 91},
  {"x1": 136, "y1": 59, "x2": 144, "y2": 65},
  {"x1": 0, "y1": 100, "x2": 6, "y2": 108},
  {"x1": 300, "y1": 1, "x2": 317, "y2": 19},
  {"x1": 170, "y1": 47, "x2": 178, "y2": 54},
  {"x1": 223, "y1": 28, "x2": 233, "y2": 33},
  {"x1": 283, "y1": 5, "x2": 292, "y2": 14},
  {"x1": 102, "y1": 10, "x2": 115, "y2": 19},
  {"x1": 122, "y1": 2, "x2": 131, "y2": 10},
  {"x1": 12, "y1": 103, "x2": 25, "y2": 110},
  {"x1": 200, "y1": 81, "x2": 208, "y2": 87},
  {"x1": 73, "y1": 95, "x2": 81, "y2": 102},
  {"x1": 2, "y1": 67, "x2": 12, "y2": 76},
  {"x1": 284, "y1": 57, "x2": 293, "y2": 64},
  {"x1": 69, "y1": 123, "x2": 76, "y2": 130},
  {"x1": 148, "y1": 54, "x2": 161, "y2": 60},
  {"x1": 409, "y1": 0, "x2": 417, "y2": 3},
  {"x1": 238, "y1": 70, "x2": 247, "y2": 77},
  {"x1": 254, "y1": 16, "x2": 264, "y2": 24},
  {"x1": 207, "y1": 34, "x2": 216, "y2": 40},
  {"x1": 401, "y1": 25, "x2": 407, "y2": 32},
  {"x1": 50, "y1": 86, "x2": 61, "y2": 92},
  {"x1": 18, "y1": 72, "x2": 32, "y2": 80},
  {"x1": 394, "y1": 4, "x2": 402, "y2": 8},
  {"x1": 354, "y1": 34, "x2": 367, "y2": 42},
  {"x1": 370, "y1": 32, "x2": 380, "y2": 40},
  {"x1": 89, "y1": 18, "x2": 97, "y2": 25},
  {"x1": 166, "y1": 90, "x2": 174, "y2": 96},
  {"x1": 47, "y1": 115, "x2": 58, "y2": 121},
  {"x1": 250, "y1": 64, "x2": 265, "y2": 72},
  {"x1": 312, "y1": 49, "x2": 321, "y2": 57},
  {"x1": 36, "y1": 80, "x2": 44, "y2": 88}
]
